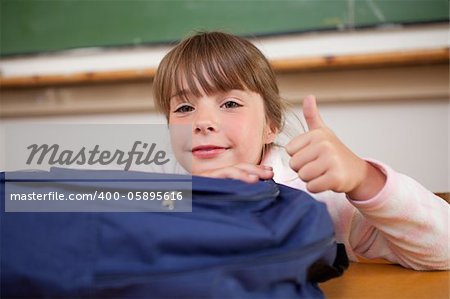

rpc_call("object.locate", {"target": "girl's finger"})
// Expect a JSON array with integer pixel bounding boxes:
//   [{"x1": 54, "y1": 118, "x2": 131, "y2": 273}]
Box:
[
  {"x1": 289, "y1": 142, "x2": 322, "y2": 172},
  {"x1": 233, "y1": 163, "x2": 274, "y2": 180},
  {"x1": 223, "y1": 167, "x2": 261, "y2": 183},
  {"x1": 204, "y1": 166, "x2": 265, "y2": 183},
  {"x1": 297, "y1": 156, "x2": 328, "y2": 183},
  {"x1": 305, "y1": 171, "x2": 338, "y2": 194},
  {"x1": 284, "y1": 132, "x2": 312, "y2": 156}
]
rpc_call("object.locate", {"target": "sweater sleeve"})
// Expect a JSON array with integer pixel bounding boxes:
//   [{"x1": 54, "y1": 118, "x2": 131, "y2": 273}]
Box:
[
  {"x1": 312, "y1": 160, "x2": 450, "y2": 270},
  {"x1": 342, "y1": 159, "x2": 450, "y2": 270},
  {"x1": 265, "y1": 149, "x2": 449, "y2": 270}
]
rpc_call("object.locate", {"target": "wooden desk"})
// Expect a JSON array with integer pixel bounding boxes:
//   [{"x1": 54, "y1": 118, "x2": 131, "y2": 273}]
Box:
[{"x1": 320, "y1": 263, "x2": 449, "y2": 299}]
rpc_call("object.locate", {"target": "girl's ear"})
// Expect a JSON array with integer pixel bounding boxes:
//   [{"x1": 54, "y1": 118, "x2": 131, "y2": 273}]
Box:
[{"x1": 264, "y1": 124, "x2": 278, "y2": 144}]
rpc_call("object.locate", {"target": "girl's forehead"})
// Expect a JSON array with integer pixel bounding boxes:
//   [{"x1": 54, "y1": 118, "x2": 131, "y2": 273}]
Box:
[
  {"x1": 172, "y1": 69, "x2": 251, "y2": 98},
  {"x1": 171, "y1": 62, "x2": 249, "y2": 99},
  {"x1": 174, "y1": 73, "x2": 204, "y2": 91},
  {"x1": 170, "y1": 75, "x2": 205, "y2": 100}
]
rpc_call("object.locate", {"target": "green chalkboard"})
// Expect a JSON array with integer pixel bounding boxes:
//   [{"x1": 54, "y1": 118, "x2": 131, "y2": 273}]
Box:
[{"x1": 0, "y1": 0, "x2": 448, "y2": 56}]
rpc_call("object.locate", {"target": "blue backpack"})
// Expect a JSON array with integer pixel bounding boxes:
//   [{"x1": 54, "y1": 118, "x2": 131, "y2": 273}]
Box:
[{"x1": 1, "y1": 168, "x2": 347, "y2": 298}]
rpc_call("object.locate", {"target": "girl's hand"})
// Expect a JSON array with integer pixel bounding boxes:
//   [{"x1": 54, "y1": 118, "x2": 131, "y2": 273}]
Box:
[
  {"x1": 285, "y1": 95, "x2": 386, "y2": 200},
  {"x1": 195, "y1": 164, "x2": 274, "y2": 184}
]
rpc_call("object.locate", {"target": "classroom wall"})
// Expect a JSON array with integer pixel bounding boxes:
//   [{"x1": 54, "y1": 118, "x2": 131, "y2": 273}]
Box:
[
  {"x1": 1, "y1": 24, "x2": 448, "y2": 192},
  {"x1": 1, "y1": 98, "x2": 448, "y2": 192}
]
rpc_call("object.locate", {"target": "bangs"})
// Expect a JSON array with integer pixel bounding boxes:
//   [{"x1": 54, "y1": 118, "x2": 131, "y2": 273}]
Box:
[
  {"x1": 168, "y1": 33, "x2": 259, "y2": 102},
  {"x1": 172, "y1": 58, "x2": 248, "y2": 102}
]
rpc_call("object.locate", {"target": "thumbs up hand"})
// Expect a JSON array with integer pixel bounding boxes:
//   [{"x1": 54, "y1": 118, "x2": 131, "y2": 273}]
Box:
[{"x1": 285, "y1": 95, "x2": 386, "y2": 200}]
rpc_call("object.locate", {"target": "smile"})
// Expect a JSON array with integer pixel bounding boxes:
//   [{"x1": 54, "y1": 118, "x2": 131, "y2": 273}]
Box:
[{"x1": 191, "y1": 145, "x2": 229, "y2": 159}]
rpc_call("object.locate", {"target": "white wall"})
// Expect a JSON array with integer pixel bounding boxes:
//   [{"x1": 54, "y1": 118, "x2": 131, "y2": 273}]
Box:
[{"x1": 1, "y1": 98, "x2": 448, "y2": 192}]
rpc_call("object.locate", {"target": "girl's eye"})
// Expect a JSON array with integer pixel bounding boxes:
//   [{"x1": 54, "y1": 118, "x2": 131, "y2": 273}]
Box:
[
  {"x1": 221, "y1": 101, "x2": 242, "y2": 109},
  {"x1": 174, "y1": 105, "x2": 194, "y2": 113}
]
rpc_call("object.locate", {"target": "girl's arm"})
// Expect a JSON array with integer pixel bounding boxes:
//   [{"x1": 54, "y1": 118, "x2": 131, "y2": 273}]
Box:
[
  {"x1": 271, "y1": 151, "x2": 449, "y2": 270},
  {"x1": 283, "y1": 95, "x2": 449, "y2": 270},
  {"x1": 316, "y1": 160, "x2": 449, "y2": 270}
]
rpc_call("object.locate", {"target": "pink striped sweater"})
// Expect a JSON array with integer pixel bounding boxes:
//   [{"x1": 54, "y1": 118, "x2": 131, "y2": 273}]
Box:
[{"x1": 263, "y1": 147, "x2": 450, "y2": 270}]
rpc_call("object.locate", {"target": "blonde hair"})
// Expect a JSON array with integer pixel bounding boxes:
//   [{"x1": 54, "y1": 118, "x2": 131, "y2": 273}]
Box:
[{"x1": 153, "y1": 31, "x2": 286, "y2": 135}]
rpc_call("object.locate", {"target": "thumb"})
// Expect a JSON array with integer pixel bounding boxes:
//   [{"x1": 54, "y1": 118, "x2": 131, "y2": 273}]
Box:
[{"x1": 303, "y1": 95, "x2": 326, "y2": 130}]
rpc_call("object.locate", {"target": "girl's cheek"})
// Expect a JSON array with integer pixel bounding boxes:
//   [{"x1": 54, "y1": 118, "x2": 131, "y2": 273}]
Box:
[{"x1": 169, "y1": 115, "x2": 193, "y2": 125}]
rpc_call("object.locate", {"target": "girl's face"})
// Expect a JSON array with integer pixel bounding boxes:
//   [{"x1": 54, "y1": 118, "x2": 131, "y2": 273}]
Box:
[{"x1": 169, "y1": 85, "x2": 276, "y2": 175}]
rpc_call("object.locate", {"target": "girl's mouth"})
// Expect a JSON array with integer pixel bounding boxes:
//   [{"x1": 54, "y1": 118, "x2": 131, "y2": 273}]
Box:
[{"x1": 191, "y1": 145, "x2": 228, "y2": 159}]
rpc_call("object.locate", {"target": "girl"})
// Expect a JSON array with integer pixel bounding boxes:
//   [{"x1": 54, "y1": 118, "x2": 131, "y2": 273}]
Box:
[{"x1": 153, "y1": 31, "x2": 449, "y2": 270}]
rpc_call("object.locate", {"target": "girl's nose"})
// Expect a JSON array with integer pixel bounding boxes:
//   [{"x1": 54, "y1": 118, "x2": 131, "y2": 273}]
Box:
[
  {"x1": 194, "y1": 120, "x2": 218, "y2": 134},
  {"x1": 194, "y1": 106, "x2": 219, "y2": 134}
]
